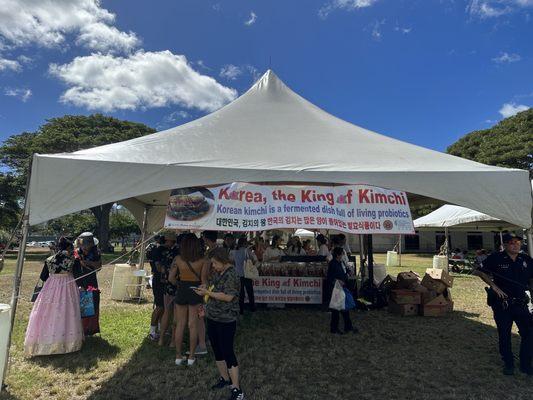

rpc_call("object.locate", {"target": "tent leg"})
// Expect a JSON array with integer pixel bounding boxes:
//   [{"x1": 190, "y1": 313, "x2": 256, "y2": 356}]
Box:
[
  {"x1": 527, "y1": 229, "x2": 533, "y2": 257},
  {"x1": 499, "y1": 231, "x2": 504, "y2": 252},
  {"x1": 398, "y1": 234, "x2": 402, "y2": 268},
  {"x1": 367, "y1": 235, "x2": 374, "y2": 286},
  {"x1": 137, "y1": 206, "x2": 149, "y2": 270},
  {"x1": 2, "y1": 216, "x2": 29, "y2": 390},
  {"x1": 358, "y1": 234, "x2": 365, "y2": 284}
]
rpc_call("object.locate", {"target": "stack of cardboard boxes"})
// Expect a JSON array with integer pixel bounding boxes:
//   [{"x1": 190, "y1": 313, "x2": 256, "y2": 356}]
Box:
[{"x1": 387, "y1": 268, "x2": 454, "y2": 317}]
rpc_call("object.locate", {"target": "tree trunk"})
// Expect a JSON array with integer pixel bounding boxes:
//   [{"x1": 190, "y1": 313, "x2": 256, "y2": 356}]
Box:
[{"x1": 90, "y1": 203, "x2": 114, "y2": 253}]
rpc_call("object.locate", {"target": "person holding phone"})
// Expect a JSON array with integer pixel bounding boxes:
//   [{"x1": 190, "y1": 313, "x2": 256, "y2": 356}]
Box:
[{"x1": 193, "y1": 248, "x2": 244, "y2": 400}]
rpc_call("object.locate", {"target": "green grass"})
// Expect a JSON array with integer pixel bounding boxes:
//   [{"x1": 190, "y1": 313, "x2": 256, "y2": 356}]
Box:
[{"x1": 1, "y1": 255, "x2": 533, "y2": 399}]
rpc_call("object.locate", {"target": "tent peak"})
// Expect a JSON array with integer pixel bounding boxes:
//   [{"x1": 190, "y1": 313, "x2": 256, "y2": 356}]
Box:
[{"x1": 249, "y1": 69, "x2": 288, "y2": 93}]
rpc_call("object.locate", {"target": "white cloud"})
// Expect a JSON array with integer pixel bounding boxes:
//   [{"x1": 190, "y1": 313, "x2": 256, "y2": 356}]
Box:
[
  {"x1": 369, "y1": 20, "x2": 386, "y2": 40},
  {"x1": 157, "y1": 110, "x2": 192, "y2": 130},
  {"x1": 0, "y1": 57, "x2": 21, "y2": 72},
  {"x1": 49, "y1": 51, "x2": 238, "y2": 112},
  {"x1": 499, "y1": 102, "x2": 530, "y2": 118},
  {"x1": 492, "y1": 52, "x2": 521, "y2": 63},
  {"x1": 0, "y1": 0, "x2": 137, "y2": 53},
  {"x1": 4, "y1": 87, "x2": 32, "y2": 102},
  {"x1": 245, "y1": 12, "x2": 257, "y2": 26},
  {"x1": 220, "y1": 64, "x2": 242, "y2": 80},
  {"x1": 467, "y1": 0, "x2": 533, "y2": 18},
  {"x1": 76, "y1": 23, "x2": 140, "y2": 53},
  {"x1": 394, "y1": 26, "x2": 412, "y2": 34},
  {"x1": 319, "y1": 0, "x2": 379, "y2": 18}
]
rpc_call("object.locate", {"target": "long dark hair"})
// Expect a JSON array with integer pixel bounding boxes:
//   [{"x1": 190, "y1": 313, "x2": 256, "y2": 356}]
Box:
[{"x1": 180, "y1": 233, "x2": 205, "y2": 262}]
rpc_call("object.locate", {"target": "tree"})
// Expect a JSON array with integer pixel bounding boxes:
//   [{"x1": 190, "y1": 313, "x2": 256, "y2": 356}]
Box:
[
  {"x1": 0, "y1": 114, "x2": 155, "y2": 251},
  {"x1": 0, "y1": 173, "x2": 22, "y2": 230},
  {"x1": 109, "y1": 211, "x2": 140, "y2": 243},
  {"x1": 447, "y1": 108, "x2": 533, "y2": 177}
]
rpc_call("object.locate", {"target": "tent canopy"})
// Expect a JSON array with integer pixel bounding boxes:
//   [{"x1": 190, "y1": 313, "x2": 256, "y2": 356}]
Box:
[
  {"x1": 413, "y1": 205, "x2": 521, "y2": 231},
  {"x1": 27, "y1": 70, "x2": 532, "y2": 231}
]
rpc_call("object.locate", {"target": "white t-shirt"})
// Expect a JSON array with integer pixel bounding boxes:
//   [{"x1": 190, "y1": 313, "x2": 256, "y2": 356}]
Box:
[
  {"x1": 263, "y1": 247, "x2": 285, "y2": 261},
  {"x1": 318, "y1": 244, "x2": 330, "y2": 258}
]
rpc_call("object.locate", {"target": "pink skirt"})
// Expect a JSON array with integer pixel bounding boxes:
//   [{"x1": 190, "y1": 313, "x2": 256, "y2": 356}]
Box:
[{"x1": 24, "y1": 274, "x2": 83, "y2": 356}]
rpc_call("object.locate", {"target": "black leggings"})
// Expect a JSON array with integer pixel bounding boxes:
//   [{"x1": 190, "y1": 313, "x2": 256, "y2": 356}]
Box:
[{"x1": 207, "y1": 318, "x2": 238, "y2": 369}]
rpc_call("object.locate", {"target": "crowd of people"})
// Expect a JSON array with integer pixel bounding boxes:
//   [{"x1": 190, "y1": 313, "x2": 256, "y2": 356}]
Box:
[{"x1": 24, "y1": 229, "x2": 360, "y2": 399}]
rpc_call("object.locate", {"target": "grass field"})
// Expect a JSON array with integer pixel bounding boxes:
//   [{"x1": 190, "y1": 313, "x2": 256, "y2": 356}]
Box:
[{"x1": 1, "y1": 252, "x2": 533, "y2": 400}]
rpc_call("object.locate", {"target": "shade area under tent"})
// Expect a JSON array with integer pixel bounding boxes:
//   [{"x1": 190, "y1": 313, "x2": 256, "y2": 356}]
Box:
[{"x1": 4, "y1": 69, "x2": 533, "y2": 390}]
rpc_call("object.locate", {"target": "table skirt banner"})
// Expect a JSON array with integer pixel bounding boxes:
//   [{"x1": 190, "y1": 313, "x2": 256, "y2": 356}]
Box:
[
  {"x1": 164, "y1": 182, "x2": 414, "y2": 234},
  {"x1": 251, "y1": 276, "x2": 323, "y2": 304}
]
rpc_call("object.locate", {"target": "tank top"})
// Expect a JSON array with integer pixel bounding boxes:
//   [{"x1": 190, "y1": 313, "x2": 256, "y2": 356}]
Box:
[{"x1": 177, "y1": 257, "x2": 204, "y2": 282}]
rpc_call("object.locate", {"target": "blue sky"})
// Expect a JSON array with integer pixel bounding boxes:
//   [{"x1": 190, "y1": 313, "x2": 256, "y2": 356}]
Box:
[{"x1": 0, "y1": 0, "x2": 531, "y2": 153}]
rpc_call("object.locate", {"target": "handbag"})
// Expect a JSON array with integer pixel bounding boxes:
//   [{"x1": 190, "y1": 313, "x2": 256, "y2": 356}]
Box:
[
  {"x1": 329, "y1": 280, "x2": 346, "y2": 311},
  {"x1": 80, "y1": 289, "x2": 96, "y2": 318},
  {"x1": 344, "y1": 288, "x2": 356, "y2": 310},
  {"x1": 244, "y1": 249, "x2": 259, "y2": 280}
]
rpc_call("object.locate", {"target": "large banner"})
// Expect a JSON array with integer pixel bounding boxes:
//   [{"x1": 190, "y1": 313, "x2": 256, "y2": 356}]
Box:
[
  {"x1": 252, "y1": 276, "x2": 323, "y2": 304},
  {"x1": 164, "y1": 182, "x2": 414, "y2": 234}
]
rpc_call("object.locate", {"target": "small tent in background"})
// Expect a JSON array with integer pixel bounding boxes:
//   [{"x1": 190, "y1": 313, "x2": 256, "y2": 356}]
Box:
[{"x1": 413, "y1": 205, "x2": 521, "y2": 231}]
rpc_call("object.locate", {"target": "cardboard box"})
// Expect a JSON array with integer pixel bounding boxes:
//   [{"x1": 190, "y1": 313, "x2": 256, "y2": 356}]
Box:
[
  {"x1": 420, "y1": 294, "x2": 451, "y2": 317},
  {"x1": 390, "y1": 289, "x2": 421, "y2": 305},
  {"x1": 421, "y1": 304, "x2": 448, "y2": 317},
  {"x1": 421, "y1": 274, "x2": 447, "y2": 294},
  {"x1": 421, "y1": 290, "x2": 438, "y2": 304},
  {"x1": 388, "y1": 301, "x2": 419, "y2": 316},
  {"x1": 425, "y1": 268, "x2": 454, "y2": 288},
  {"x1": 396, "y1": 272, "x2": 420, "y2": 289}
]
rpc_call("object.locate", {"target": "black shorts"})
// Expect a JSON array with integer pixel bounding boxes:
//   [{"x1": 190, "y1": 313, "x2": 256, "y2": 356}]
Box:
[
  {"x1": 152, "y1": 278, "x2": 164, "y2": 308},
  {"x1": 175, "y1": 281, "x2": 203, "y2": 306}
]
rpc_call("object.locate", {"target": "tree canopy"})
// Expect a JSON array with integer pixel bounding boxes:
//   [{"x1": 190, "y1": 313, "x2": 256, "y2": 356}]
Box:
[
  {"x1": 447, "y1": 108, "x2": 532, "y2": 177},
  {"x1": 0, "y1": 114, "x2": 155, "y2": 249}
]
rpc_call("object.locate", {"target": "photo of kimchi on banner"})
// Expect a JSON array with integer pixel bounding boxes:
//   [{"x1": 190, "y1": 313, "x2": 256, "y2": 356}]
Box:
[{"x1": 164, "y1": 182, "x2": 415, "y2": 234}]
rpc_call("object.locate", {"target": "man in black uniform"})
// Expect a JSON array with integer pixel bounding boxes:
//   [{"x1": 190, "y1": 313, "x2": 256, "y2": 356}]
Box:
[
  {"x1": 147, "y1": 235, "x2": 165, "y2": 340},
  {"x1": 475, "y1": 233, "x2": 533, "y2": 375}
]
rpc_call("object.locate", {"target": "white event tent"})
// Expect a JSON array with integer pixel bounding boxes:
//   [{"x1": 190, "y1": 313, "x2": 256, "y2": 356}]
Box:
[
  {"x1": 25, "y1": 70, "x2": 532, "y2": 232},
  {"x1": 4, "y1": 70, "x2": 533, "y2": 385},
  {"x1": 413, "y1": 205, "x2": 522, "y2": 231}
]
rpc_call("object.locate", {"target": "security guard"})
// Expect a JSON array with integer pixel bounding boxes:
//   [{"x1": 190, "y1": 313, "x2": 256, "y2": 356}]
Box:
[{"x1": 475, "y1": 233, "x2": 533, "y2": 375}]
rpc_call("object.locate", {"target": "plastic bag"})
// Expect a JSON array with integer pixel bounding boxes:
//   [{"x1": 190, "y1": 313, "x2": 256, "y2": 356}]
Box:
[
  {"x1": 329, "y1": 280, "x2": 346, "y2": 310},
  {"x1": 344, "y1": 288, "x2": 356, "y2": 310}
]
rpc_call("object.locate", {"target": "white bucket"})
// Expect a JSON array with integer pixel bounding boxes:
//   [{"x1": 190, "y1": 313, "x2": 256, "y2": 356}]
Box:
[
  {"x1": 433, "y1": 255, "x2": 448, "y2": 270},
  {"x1": 111, "y1": 264, "x2": 137, "y2": 300},
  {"x1": 0, "y1": 303, "x2": 11, "y2": 388},
  {"x1": 386, "y1": 251, "x2": 398, "y2": 267}
]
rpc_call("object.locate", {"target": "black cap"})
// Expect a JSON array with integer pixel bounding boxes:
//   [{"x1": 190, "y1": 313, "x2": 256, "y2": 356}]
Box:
[{"x1": 502, "y1": 233, "x2": 522, "y2": 243}]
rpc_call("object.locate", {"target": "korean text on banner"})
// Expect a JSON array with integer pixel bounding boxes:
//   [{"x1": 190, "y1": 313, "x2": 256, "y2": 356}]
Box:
[{"x1": 164, "y1": 183, "x2": 415, "y2": 234}]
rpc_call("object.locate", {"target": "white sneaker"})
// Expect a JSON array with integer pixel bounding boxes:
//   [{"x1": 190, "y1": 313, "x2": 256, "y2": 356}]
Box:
[
  {"x1": 175, "y1": 358, "x2": 185, "y2": 366},
  {"x1": 187, "y1": 358, "x2": 196, "y2": 366}
]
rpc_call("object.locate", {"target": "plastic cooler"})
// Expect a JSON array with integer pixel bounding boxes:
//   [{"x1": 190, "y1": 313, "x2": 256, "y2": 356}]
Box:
[
  {"x1": 386, "y1": 251, "x2": 398, "y2": 267},
  {"x1": 111, "y1": 264, "x2": 138, "y2": 300},
  {"x1": 0, "y1": 303, "x2": 11, "y2": 388}
]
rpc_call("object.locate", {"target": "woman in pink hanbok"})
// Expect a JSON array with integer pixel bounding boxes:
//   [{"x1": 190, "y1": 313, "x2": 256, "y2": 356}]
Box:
[{"x1": 24, "y1": 237, "x2": 83, "y2": 356}]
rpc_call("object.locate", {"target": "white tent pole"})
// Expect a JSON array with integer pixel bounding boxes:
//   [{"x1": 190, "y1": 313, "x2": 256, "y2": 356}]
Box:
[
  {"x1": 137, "y1": 205, "x2": 149, "y2": 270},
  {"x1": 2, "y1": 159, "x2": 32, "y2": 391},
  {"x1": 499, "y1": 231, "x2": 504, "y2": 251}
]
